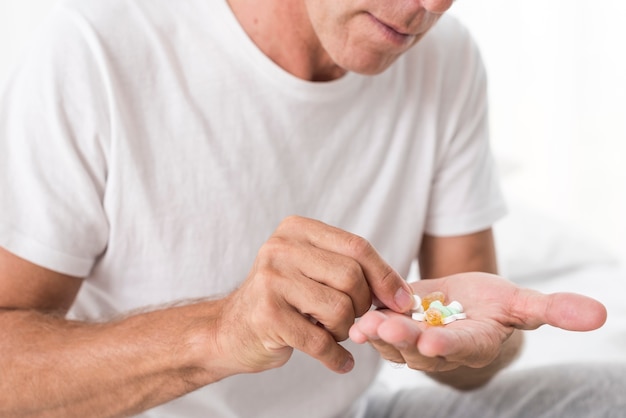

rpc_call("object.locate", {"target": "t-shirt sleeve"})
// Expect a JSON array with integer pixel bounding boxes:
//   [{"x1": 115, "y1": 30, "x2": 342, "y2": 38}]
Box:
[
  {"x1": 0, "y1": 4, "x2": 110, "y2": 276},
  {"x1": 423, "y1": 20, "x2": 507, "y2": 237}
]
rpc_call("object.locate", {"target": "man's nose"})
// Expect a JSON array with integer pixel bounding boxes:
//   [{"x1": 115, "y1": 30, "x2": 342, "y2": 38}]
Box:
[{"x1": 421, "y1": 0, "x2": 455, "y2": 14}]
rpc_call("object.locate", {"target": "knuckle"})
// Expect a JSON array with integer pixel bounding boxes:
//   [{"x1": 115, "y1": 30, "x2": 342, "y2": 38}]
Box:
[
  {"x1": 278, "y1": 215, "x2": 305, "y2": 232},
  {"x1": 259, "y1": 236, "x2": 285, "y2": 256},
  {"x1": 353, "y1": 295, "x2": 373, "y2": 317},
  {"x1": 377, "y1": 265, "x2": 397, "y2": 288},
  {"x1": 251, "y1": 264, "x2": 279, "y2": 289},
  {"x1": 305, "y1": 328, "x2": 334, "y2": 358},
  {"x1": 340, "y1": 258, "x2": 364, "y2": 283},
  {"x1": 345, "y1": 258, "x2": 369, "y2": 284},
  {"x1": 333, "y1": 329, "x2": 350, "y2": 343},
  {"x1": 333, "y1": 259, "x2": 371, "y2": 317},
  {"x1": 257, "y1": 236, "x2": 291, "y2": 266},
  {"x1": 331, "y1": 293, "x2": 355, "y2": 322},
  {"x1": 345, "y1": 234, "x2": 372, "y2": 258}
]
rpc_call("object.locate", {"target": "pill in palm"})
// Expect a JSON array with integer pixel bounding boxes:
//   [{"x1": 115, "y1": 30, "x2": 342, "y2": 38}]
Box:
[{"x1": 411, "y1": 291, "x2": 466, "y2": 326}]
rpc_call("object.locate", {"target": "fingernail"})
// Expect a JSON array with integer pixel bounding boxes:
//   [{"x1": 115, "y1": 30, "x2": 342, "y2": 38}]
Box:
[
  {"x1": 341, "y1": 355, "x2": 355, "y2": 373},
  {"x1": 394, "y1": 287, "x2": 413, "y2": 312}
]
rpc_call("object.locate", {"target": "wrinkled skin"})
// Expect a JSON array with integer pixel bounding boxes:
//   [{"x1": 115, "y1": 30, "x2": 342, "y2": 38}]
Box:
[{"x1": 215, "y1": 216, "x2": 415, "y2": 374}]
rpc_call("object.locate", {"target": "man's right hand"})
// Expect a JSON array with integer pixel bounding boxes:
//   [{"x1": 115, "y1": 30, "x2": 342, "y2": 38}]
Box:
[{"x1": 214, "y1": 216, "x2": 414, "y2": 374}]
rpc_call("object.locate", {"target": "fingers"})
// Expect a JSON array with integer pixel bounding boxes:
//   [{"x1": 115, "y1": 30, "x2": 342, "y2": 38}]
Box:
[
  {"x1": 277, "y1": 216, "x2": 414, "y2": 313},
  {"x1": 348, "y1": 273, "x2": 609, "y2": 379},
  {"x1": 240, "y1": 292, "x2": 356, "y2": 374},
  {"x1": 350, "y1": 311, "x2": 462, "y2": 372},
  {"x1": 279, "y1": 313, "x2": 355, "y2": 374},
  {"x1": 350, "y1": 311, "x2": 420, "y2": 354},
  {"x1": 349, "y1": 311, "x2": 412, "y2": 364},
  {"x1": 280, "y1": 273, "x2": 358, "y2": 342},
  {"x1": 409, "y1": 272, "x2": 608, "y2": 332},
  {"x1": 261, "y1": 239, "x2": 372, "y2": 322},
  {"x1": 509, "y1": 289, "x2": 607, "y2": 331},
  {"x1": 234, "y1": 215, "x2": 413, "y2": 375},
  {"x1": 349, "y1": 310, "x2": 388, "y2": 344}
]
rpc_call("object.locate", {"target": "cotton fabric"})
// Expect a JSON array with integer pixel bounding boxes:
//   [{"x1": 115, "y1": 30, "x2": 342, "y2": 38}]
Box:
[{"x1": 0, "y1": 0, "x2": 506, "y2": 416}]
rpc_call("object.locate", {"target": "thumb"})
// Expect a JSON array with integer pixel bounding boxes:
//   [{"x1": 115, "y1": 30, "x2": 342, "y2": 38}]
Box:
[
  {"x1": 366, "y1": 267, "x2": 414, "y2": 313},
  {"x1": 512, "y1": 290, "x2": 607, "y2": 331},
  {"x1": 296, "y1": 217, "x2": 415, "y2": 313}
]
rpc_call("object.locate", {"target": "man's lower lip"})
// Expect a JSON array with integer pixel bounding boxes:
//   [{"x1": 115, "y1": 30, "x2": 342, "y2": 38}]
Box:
[{"x1": 367, "y1": 13, "x2": 414, "y2": 45}]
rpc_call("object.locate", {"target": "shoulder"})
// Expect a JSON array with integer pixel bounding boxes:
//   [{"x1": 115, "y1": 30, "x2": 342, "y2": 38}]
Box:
[
  {"x1": 55, "y1": 0, "x2": 135, "y2": 28},
  {"x1": 54, "y1": 0, "x2": 214, "y2": 39},
  {"x1": 37, "y1": 0, "x2": 220, "y2": 78}
]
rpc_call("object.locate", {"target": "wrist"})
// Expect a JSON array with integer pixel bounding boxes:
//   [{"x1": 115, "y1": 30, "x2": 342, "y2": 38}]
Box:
[
  {"x1": 177, "y1": 299, "x2": 238, "y2": 385},
  {"x1": 426, "y1": 330, "x2": 524, "y2": 390}
]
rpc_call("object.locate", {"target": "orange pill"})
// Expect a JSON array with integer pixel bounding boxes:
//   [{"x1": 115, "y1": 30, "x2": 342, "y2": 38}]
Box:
[
  {"x1": 425, "y1": 307, "x2": 444, "y2": 326},
  {"x1": 421, "y1": 291, "x2": 445, "y2": 311}
]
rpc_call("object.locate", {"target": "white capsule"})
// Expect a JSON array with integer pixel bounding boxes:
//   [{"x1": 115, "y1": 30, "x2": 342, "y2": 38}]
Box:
[
  {"x1": 412, "y1": 312, "x2": 426, "y2": 321},
  {"x1": 411, "y1": 295, "x2": 424, "y2": 313}
]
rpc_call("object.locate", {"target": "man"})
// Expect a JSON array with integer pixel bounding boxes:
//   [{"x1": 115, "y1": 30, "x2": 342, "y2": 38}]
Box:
[{"x1": 0, "y1": 0, "x2": 622, "y2": 417}]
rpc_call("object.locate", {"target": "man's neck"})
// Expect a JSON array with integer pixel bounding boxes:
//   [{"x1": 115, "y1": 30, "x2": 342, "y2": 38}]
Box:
[{"x1": 226, "y1": 0, "x2": 346, "y2": 81}]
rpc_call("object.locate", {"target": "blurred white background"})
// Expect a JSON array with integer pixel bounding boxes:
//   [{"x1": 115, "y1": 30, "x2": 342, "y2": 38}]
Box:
[
  {"x1": 1, "y1": 1, "x2": 625, "y2": 263},
  {"x1": 449, "y1": 1, "x2": 626, "y2": 264}
]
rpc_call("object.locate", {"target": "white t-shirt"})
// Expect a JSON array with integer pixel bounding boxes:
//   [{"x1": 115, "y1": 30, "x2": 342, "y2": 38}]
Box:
[{"x1": 0, "y1": 0, "x2": 506, "y2": 416}]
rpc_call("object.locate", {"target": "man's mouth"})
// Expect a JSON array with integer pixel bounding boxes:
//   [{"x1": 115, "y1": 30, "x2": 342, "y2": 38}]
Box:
[
  {"x1": 366, "y1": 13, "x2": 417, "y2": 45},
  {"x1": 378, "y1": 18, "x2": 413, "y2": 36}
]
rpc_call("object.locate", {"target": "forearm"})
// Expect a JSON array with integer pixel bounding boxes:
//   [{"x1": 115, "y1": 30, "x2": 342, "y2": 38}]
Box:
[
  {"x1": 426, "y1": 329, "x2": 523, "y2": 390},
  {"x1": 0, "y1": 302, "x2": 226, "y2": 417}
]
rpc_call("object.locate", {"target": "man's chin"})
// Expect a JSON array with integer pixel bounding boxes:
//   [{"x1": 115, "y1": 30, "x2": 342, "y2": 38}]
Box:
[{"x1": 336, "y1": 52, "x2": 401, "y2": 76}]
